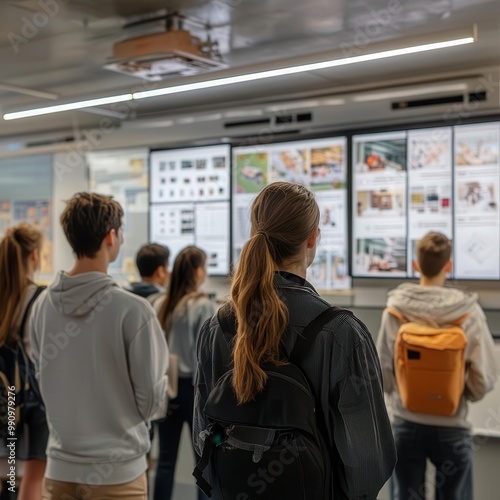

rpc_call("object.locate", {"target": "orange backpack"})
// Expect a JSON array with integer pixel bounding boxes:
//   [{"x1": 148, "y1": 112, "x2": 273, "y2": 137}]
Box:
[{"x1": 387, "y1": 307, "x2": 470, "y2": 417}]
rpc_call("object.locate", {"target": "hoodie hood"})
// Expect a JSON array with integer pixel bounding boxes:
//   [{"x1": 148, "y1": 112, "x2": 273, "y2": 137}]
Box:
[
  {"x1": 387, "y1": 282, "x2": 478, "y2": 327},
  {"x1": 47, "y1": 271, "x2": 119, "y2": 318},
  {"x1": 128, "y1": 281, "x2": 163, "y2": 299}
]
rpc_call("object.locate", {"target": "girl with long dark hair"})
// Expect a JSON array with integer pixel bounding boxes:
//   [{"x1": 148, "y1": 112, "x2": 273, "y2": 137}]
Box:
[
  {"x1": 154, "y1": 246, "x2": 214, "y2": 500},
  {"x1": 0, "y1": 223, "x2": 47, "y2": 500}
]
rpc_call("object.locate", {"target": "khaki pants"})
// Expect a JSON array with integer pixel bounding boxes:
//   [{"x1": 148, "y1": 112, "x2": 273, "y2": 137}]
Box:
[{"x1": 42, "y1": 473, "x2": 147, "y2": 500}]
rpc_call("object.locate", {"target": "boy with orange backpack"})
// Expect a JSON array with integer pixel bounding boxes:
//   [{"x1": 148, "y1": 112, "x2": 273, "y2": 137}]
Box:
[{"x1": 377, "y1": 232, "x2": 497, "y2": 500}]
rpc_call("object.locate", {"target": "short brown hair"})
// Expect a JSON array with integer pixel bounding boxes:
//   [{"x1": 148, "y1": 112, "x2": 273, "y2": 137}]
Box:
[
  {"x1": 416, "y1": 232, "x2": 452, "y2": 278},
  {"x1": 61, "y1": 192, "x2": 123, "y2": 259}
]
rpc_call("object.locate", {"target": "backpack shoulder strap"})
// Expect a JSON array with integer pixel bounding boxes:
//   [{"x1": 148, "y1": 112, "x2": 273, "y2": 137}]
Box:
[
  {"x1": 386, "y1": 306, "x2": 408, "y2": 324},
  {"x1": 216, "y1": 302, "x2": 237, "y2": 343},
  {"x1": 217, "y1": 303, "x2": 351, "y2": 363},
  {"x1": 290, "y1": 306, "x2": 349, "y2": 364},
  {"x1": 19, "y1": 286, "x2": 45, "y2": 340},
  {"x1": 453, "y1": 312, "x2": 472, "y2": 326}
]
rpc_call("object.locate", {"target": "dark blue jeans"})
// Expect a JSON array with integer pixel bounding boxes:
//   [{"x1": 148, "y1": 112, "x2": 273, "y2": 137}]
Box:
[
  {"x1": 153, "y1": 377, "x2": 208, "y2": 500},
  {"x1": 391, "y1": 419, "x2": 473, "y2": 500}
]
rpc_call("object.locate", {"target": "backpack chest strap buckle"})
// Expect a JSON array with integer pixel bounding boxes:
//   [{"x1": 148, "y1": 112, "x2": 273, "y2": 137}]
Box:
[{"x1": 225, "y1": 425, "x2": 277, "y2": 463}]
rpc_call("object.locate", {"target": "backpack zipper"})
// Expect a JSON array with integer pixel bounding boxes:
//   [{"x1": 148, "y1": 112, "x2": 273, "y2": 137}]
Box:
[{"x1": 267, "y1": 371, "x2": 315, "y2": 406}]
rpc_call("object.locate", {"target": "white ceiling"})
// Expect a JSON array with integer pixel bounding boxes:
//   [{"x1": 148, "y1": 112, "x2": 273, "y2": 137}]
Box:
[{"x1": 0, "y1": 0, "x2": 499, "y2": 141}]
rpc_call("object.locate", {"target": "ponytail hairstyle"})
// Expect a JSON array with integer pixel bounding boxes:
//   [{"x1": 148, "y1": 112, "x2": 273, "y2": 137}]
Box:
[
  {"x1": 158, "y1": 246, "x2": 207, "y2": 340},
  {"x1": 0, "y1": 223, "x2": 43, "y2": 345},
  {"x1": 231, "y1": 182, "x2": 320, "y2": 404}
]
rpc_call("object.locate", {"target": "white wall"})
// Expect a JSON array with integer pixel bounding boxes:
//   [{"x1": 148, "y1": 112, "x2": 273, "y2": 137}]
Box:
[{"x1": 52, "y1": 152, "x2": 89, "y2": 274}]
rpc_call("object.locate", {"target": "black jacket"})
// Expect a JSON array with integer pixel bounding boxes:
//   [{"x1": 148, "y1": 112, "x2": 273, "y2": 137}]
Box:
[{"x1": 193, "y1": 272, "x2": 396, "y2": 499}]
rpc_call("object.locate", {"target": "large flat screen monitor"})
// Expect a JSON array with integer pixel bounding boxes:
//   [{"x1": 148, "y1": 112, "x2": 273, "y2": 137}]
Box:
[
  {"x1": 150, "y1": 145, "x2": 231, "y2": 275},
  {"x1": 233, "y1": 137, "x2": 350, "y2": 291},
  {"x1": 453, "y1": 123, "x2": 500, "y2": 279},
  {"x1": 352, "y1": 123, "x2": 500, "y2": 280},
  {"x1": 352, "y1": 131, "x2": 408, "y2": 277}
]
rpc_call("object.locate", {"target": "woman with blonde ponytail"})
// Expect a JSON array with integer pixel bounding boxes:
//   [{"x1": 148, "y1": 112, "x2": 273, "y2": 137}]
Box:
[
  {"x1": 0, "y1": 223, "x2": 47, "y2": 500},
  {"x1": 194, "y1": 182, "x2": 396, "y2": 500}
]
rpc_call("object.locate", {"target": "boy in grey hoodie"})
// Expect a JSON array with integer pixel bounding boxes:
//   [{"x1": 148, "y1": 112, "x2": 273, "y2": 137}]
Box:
[
  {"x1": 29, "y1": 193, "x2": 169, "y2": 499},
  {"x1": 377, "y1": 232, "x2": 497, "y2": 500},
  {"x1": 377, "y1": 232, "x2": 496, "y2": 500}
]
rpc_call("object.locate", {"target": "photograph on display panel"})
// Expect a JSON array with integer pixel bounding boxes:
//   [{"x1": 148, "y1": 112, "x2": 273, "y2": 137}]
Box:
[
  {"x1": 354, "y1": 237, "x2": 406, "y2": 276},
  {"x1": 270, "y1": 149, "x2": 309, "y2": 185},
  {"x1": 307, "y1": 249, "x2": 350, "y2": 291},
  {"x1": 310, "y1": 145, "x2": 346, "y2": 190},
  {"x1": 235, "y1": 152, "x2": 269, "y2": 193},
  {"x1": 409, "y1": 132, "x2": 451, "y2": 170},
  {"x1": 410, "y1": 185, "x2": 452, "y2": 215},
  {"x1": 318, "y1": 198, "x2": 346, "y2": 236},
  {"x1": 356, "y1": 189, "x2": 405, "y2": 217},
  {"x1": 456, "y1": 181, "x2": 498, "y2": 212},
  {"x1": 455, "y1": 133, "x2": 499, "y2": 167},
  {"x1": 354, "y1": 137, "x2": 406, "y2": 174}
]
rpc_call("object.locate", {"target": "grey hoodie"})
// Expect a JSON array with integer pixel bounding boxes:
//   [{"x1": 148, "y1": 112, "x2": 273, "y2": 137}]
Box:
[
  {"x1": 377, "y1": 282, "x2": 497, "y2": 429},
  {"x1": 155, "y1": 293, "x2": 215, "y2": 378},
  {"x1": 29, "y1": 271, "x2": 169, "y2": 485}
]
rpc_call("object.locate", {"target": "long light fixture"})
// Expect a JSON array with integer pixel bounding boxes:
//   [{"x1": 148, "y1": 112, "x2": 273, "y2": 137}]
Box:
[
  {"x1": 3, "y1": 36, "x2": 474, "y2": 121},
  {"x1": 4, "y1": 94, "x2": 133, "y2": 120}
]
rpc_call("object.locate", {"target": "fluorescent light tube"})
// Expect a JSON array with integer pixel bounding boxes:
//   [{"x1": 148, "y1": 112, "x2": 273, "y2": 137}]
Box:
[
  {"x1": 2, "y1": 36, "x2": 474, "y2": 121},
  {"x1": 133, "y1": 38, "x2": 474, "y2": 100},
  {"x1": 3, "y1": 94, "x2": 133, "y2": 120}
]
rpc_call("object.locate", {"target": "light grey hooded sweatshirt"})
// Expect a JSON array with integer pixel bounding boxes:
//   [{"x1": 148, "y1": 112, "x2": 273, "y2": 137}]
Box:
[
  {"x1": 377, "y1": 283, "x2": 497, "y2": 429},
  {"x1": 29, "y1": 271, "x2": 169, "y2": 485}
]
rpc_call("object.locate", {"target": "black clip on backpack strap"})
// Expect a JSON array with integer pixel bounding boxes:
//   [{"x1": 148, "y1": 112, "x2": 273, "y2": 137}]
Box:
[{"x1": 290, "y1": 306, "x2": 350, "y2": 364}]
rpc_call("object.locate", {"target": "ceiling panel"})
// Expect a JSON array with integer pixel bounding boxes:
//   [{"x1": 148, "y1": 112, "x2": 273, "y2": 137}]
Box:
[{"x1": 0, "y1": 0, "x2": 499, "y2": 138}]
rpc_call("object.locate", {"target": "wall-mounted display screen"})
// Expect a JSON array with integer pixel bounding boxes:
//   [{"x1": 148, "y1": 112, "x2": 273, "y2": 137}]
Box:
[
  {"x1": 150, "y1": 145, "x2": 231, "y2": 275},
  {"x1": 352, "y1": 131, "x2": 408, "y2": 277},
  {"x1": 352, "y1": 122, "x2": 500, "y2": 280},
  {"x1": 233, "y1": 137, "x2": 350, "y2": 291},
  {"x1": 454, "y1": 123, "x2": 500, "y2": 279},
  {"x1": 407, "y1": 127, "x2": 453, "y2": 277}
]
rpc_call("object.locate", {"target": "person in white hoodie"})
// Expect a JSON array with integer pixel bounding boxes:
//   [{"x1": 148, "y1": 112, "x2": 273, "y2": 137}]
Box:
[
  {"x1": 29, "y1": 192, "x2": 169, "y2": 500},
  {"x1": 377, "y1": 232, "x2": 497, "y2": 500}
]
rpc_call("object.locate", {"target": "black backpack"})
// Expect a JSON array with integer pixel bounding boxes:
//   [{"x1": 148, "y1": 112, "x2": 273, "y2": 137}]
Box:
[
  {"x1": 194, "y1": 304, "x2": 346, "y2": 499},
  {"x1": 0, "y1": 286, "x2": 45, "y2": 441}
]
